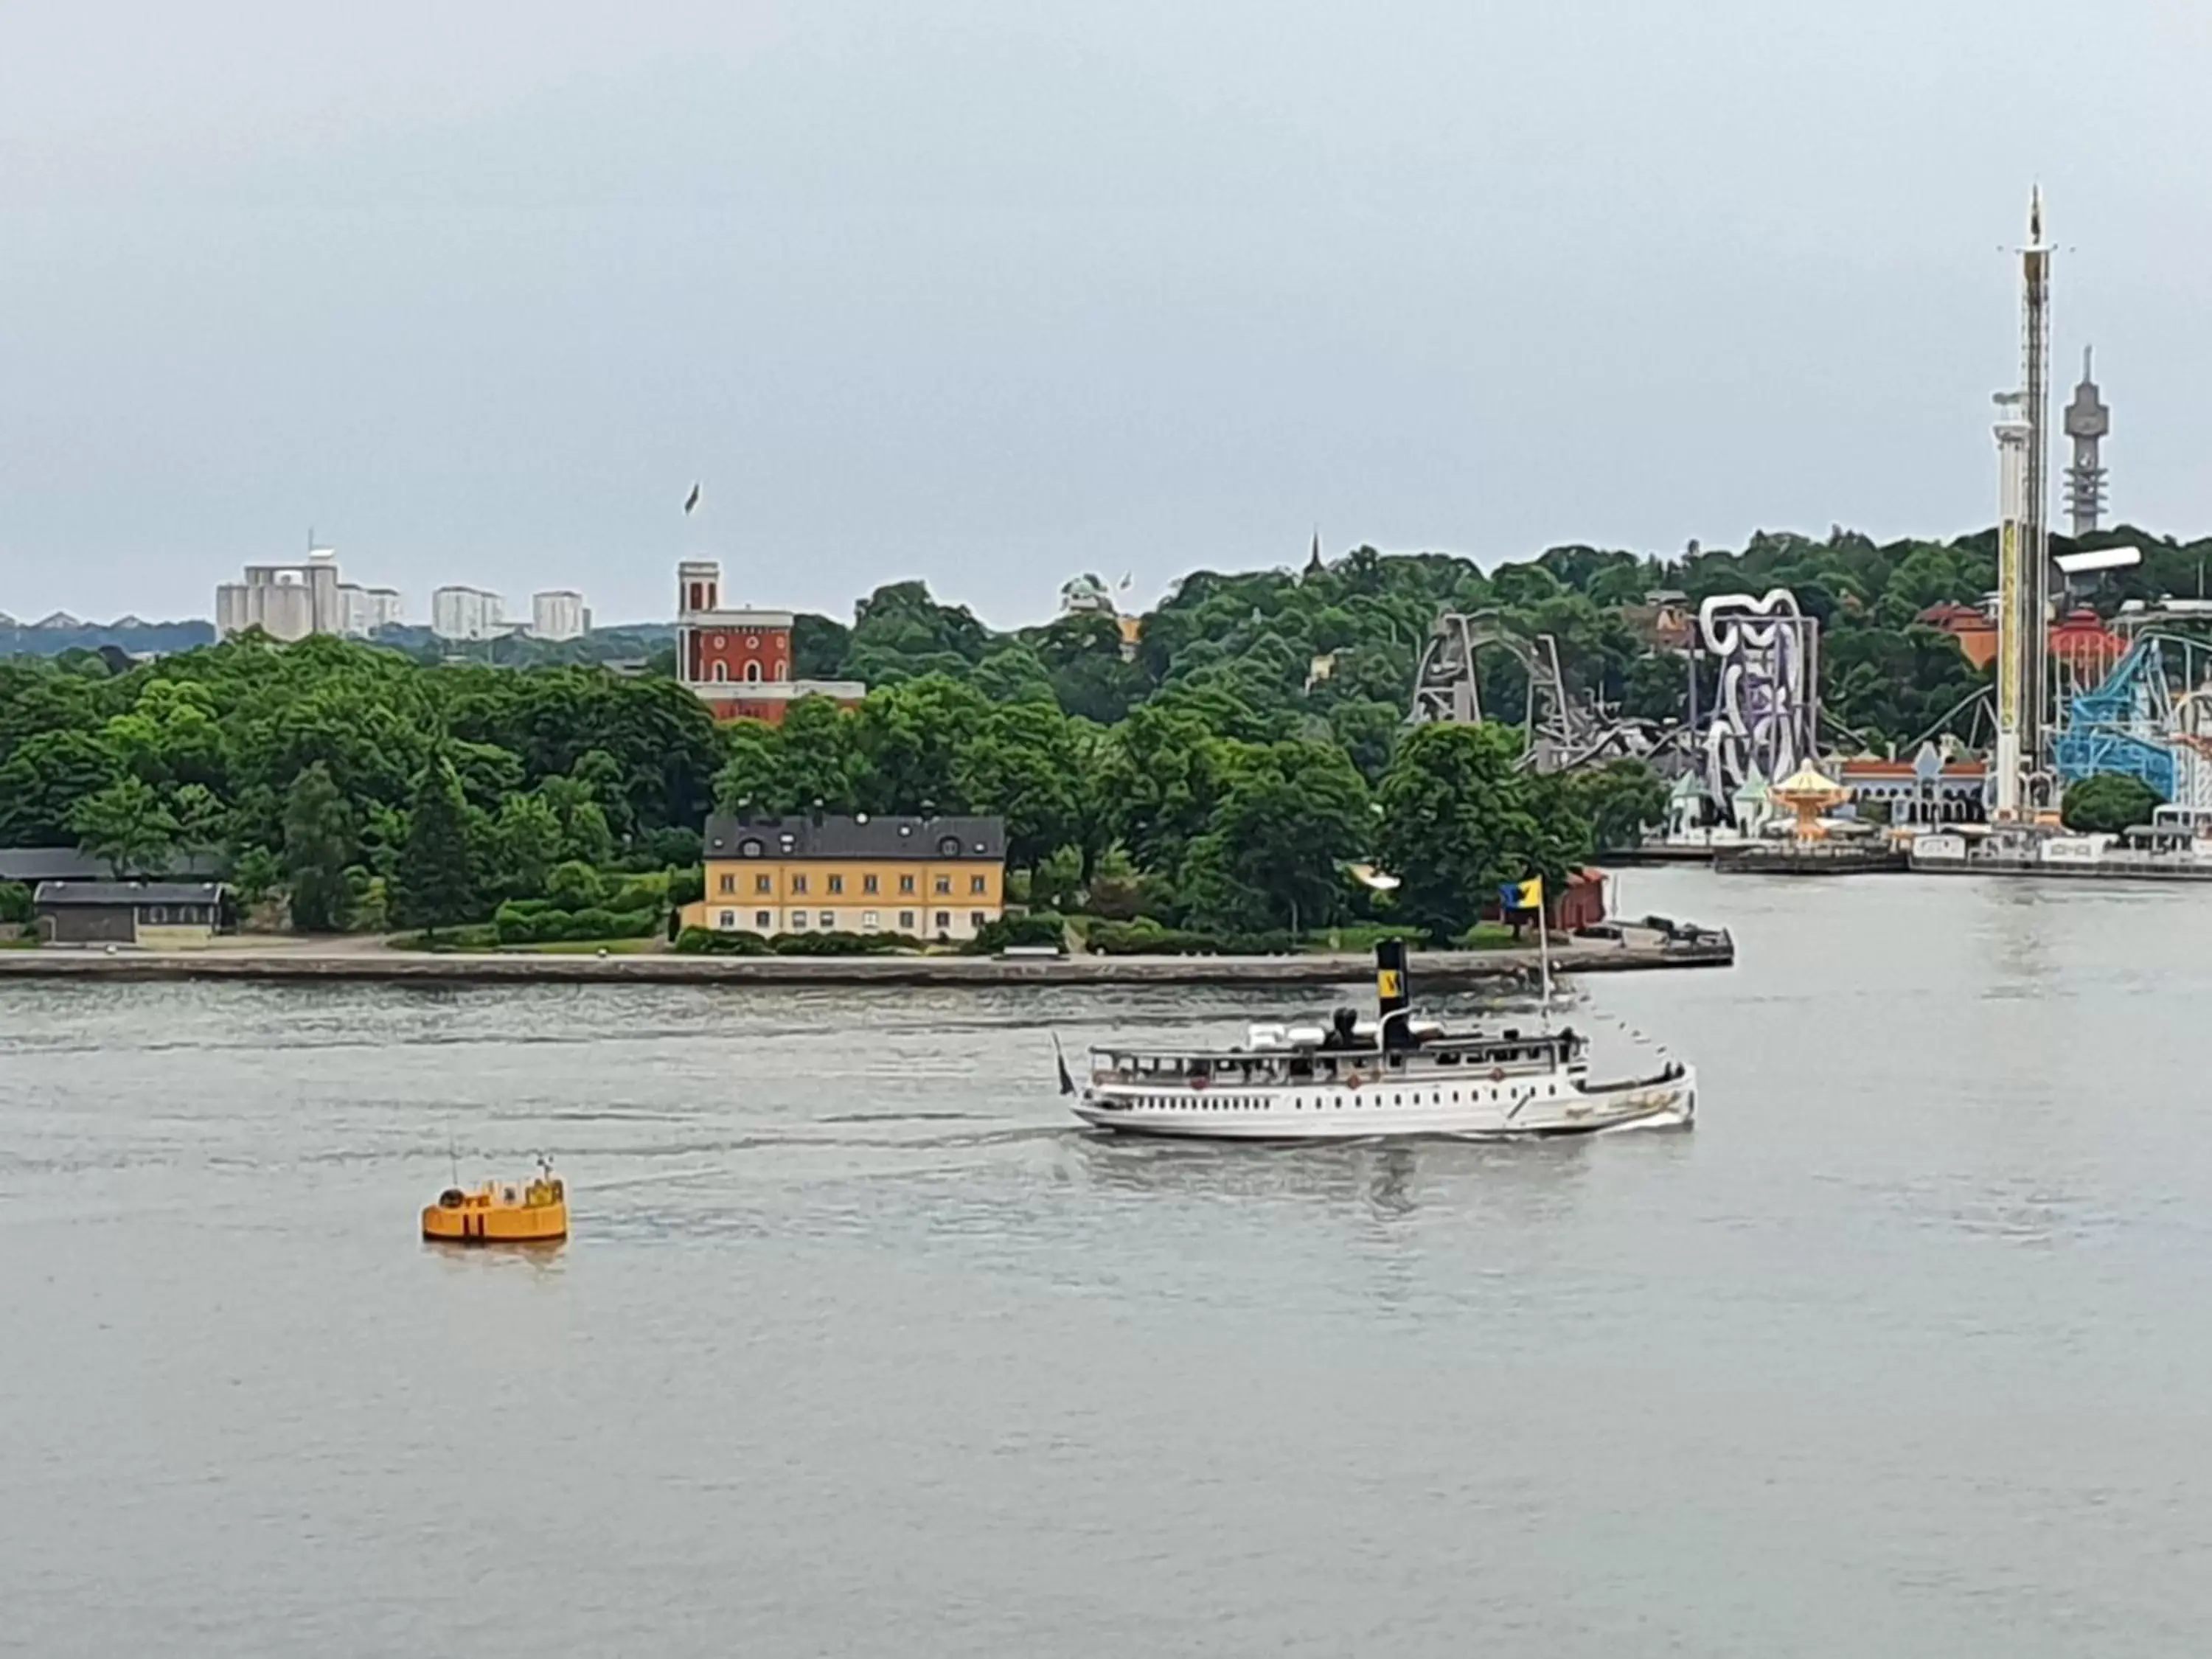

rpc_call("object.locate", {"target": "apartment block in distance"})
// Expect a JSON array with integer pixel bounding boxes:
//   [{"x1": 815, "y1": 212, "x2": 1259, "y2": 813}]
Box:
[
  {"x1": 685, "y1": 813, "x2": 1006, "y2": 942},
  {"x1": 675, "y1": 560, "x2": 863, "y2": 722},
  {"x1": 217, "y1": 547, "x2": 397, "y2": 641},
  {"x1": 531, "y1": 590, "x2": 589, "y2": 641},
  {"x1": 433, "y1": 585, "x2": 505, "y2": 641}
]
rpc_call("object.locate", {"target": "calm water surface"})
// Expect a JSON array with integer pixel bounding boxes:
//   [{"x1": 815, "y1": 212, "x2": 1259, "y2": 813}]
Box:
[{"x1": 7, "y1": 868, "x2": 2212, "y2": 1655}]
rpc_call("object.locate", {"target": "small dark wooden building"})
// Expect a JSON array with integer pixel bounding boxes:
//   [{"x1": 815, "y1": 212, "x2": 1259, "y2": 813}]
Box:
[{"x1": 33, "y1": 880, "x2": 230, "y2": 947}]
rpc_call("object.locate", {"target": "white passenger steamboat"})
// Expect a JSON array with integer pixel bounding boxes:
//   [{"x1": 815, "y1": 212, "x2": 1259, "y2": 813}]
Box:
[{"x1": 1063, "y1": 939, "x2": 1694, "y2": 1141}]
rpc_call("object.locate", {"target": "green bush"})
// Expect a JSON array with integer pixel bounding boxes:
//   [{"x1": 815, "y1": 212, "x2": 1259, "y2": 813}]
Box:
[
  {"x1": 970, "y1": 912, "x2": 1069, "y2": 953},
  {"x1": 1083, "y1": 920, "x2": 1295, "y2": 956},
  {"x1": 768, "y1": 929, "x2": 918, "y2": 956},
  {"x1": 546, "y1": 860, "x2": 604, "y2": 911},
  {"x1": 603, "y1": 872, "x2": 667, "y2": 914},
  {"x1": 675, "y1": 926, "x2": 773, "y2": 956},
  {"x1": 395, "y1": 922, "x2": 501, "y2": 950},
  {"x1": 0, "y1": 881, "x2": 32, "y2": 926},
  {"x1": 2062, "y1": 773, "x2": 2163, "y2": 835}
]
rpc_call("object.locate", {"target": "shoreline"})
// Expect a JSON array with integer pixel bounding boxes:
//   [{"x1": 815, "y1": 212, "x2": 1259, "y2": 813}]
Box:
[{"x1": 0, "y1": 937, "x2": 1733, "y2": 988}]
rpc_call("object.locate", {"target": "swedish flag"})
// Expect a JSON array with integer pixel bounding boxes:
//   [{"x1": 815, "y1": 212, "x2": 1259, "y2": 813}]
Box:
[{"x1": 1499, "y1": 876, "x2": 1543, "y2": 911}]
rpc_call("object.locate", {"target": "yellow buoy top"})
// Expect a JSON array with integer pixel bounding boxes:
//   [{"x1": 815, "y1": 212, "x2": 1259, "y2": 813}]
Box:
[{"x1": 422, "y1": 1157, "x2": 568, "y2": 1242}]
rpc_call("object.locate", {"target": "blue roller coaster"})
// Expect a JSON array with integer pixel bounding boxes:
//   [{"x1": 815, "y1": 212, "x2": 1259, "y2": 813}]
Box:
[{"x1": 2053, "y1": 636, "x2": 2202, "y2": 804}]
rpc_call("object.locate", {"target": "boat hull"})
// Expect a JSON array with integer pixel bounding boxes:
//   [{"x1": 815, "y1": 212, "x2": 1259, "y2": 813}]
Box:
[
  {"x1": 1070, "y1": 1068, "x2": 1694, "y2": 1141},
  {"x1": 421, "y1": 1202, "x2": 568, "y2": 1244}
]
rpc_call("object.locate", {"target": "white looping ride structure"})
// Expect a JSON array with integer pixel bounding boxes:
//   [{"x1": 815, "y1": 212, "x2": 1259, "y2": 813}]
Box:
[{"x1": 1698, "y1": 589, "x2": 1819, "y2": 822}]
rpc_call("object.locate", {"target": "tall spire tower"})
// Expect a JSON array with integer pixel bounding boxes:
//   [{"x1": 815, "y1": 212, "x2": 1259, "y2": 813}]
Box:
[
  {"x1": 1992, "y1": 187, "x2": 2054, "y2": 821},
  {"x1": 2064, "y1": 346, "x2": 2110, "y2": 537}
]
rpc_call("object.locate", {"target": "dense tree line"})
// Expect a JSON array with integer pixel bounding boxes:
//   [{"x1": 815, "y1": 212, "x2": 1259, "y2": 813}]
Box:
[
  {"x1": 0, "y1": 635, "x2": 717, "y2": 934},
  {"x1": 10, "y1": 521, "x2": 2205, "y2": 942}
]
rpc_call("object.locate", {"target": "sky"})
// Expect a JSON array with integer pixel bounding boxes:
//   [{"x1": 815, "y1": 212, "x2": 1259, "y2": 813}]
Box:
[{"x1": 2, "y1": 0, "x2": 2208, "y2": 628}]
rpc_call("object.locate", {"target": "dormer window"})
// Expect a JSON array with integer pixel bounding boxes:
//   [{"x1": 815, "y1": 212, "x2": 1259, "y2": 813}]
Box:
[
  {"x1": 739, "y1": 838, "x2": 764, "y2": 858},
  {"x1": 937, "y1": 835, "x2": 961, "y2": 856}
]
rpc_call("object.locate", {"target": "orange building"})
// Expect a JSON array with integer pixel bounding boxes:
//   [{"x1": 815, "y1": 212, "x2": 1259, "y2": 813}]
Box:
[
  {"x1": 1915, "y1": 602, "x2": 2124, "y2": 678},
  {"x1": 675, "y1": 560, "x2": 866, "y2": 723}
]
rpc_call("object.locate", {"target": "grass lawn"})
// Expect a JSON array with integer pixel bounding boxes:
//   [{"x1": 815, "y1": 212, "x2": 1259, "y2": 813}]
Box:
[{"x1": 1303, "y1": 922, "x2": 1528, "y2": 953}]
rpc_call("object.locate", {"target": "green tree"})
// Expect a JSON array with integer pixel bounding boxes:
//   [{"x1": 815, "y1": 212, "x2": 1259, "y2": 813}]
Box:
[
  {"x1": 1181, "y1": 740, "x2": 1370, "y2": 936},
  {"x1": 393, "y1": 758, "x2": 480, "y2": 936},
  {"x1": 169, "y1": 782, "x2": 231, "y2": 863},
  {"x1": 486, "y1": 792, "x2": 564, "y2": 904},
  {"x1": 69, "y1": 775, "x2": 180, "y2": 877},
  {"x1": 282, "y1": 762, "x2": 356, "y2": 931},
  {"x1": 1566, "y1": 759, "x2": 1669, "y2": 852},
  {"x1": 954, "y1": 701, "x2": 1093, "y2": 870},
  {"x1": 535, "y1": 773, "x2": 615, "y2": 867},
  {"x1": 0, "y1": 728, "x2": 121, "y2": 845},
  {"x1": 1374, "y1": 723, "x2": 1590, "y2": 943},
  {"x1": 2062, "y1": 773, "x2": 2162, "y2": 835}
]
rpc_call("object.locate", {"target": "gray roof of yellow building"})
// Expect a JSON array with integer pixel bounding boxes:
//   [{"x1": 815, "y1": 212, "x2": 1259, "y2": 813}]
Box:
[{"x1": 703, "y1": 813, "x2": 1005, "y2": 861}]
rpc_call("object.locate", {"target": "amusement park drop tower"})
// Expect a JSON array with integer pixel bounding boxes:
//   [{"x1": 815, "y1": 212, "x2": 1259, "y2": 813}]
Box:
[{"x1": 1992, "y1": 188, "x2": 2054, "y2": 823}]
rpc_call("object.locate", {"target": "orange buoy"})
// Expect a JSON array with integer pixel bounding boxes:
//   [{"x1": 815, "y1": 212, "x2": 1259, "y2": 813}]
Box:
[{"x1": 422, "y1": 1158, "x2": 568, "y2": 1245}]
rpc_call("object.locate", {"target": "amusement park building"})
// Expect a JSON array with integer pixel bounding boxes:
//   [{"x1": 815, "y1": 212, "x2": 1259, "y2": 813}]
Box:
[
  {"x1": 1913, "y1": 602, "x2": 2123, "y2": 678},
  {"x1": 1837, "y1": 748, "x2": 1988, "y2": 825}
]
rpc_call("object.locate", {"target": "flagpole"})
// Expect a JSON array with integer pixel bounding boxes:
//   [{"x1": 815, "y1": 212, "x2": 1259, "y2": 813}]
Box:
[{"x1": 1536, "y1": 886, "x2": 1553, "y2": 1031}]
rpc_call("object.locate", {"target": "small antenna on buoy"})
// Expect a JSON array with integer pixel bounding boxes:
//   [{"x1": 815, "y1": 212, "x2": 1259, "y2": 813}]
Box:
[{"x1": 448, "y1": 1135, "x2": 459, "y2": 1189}]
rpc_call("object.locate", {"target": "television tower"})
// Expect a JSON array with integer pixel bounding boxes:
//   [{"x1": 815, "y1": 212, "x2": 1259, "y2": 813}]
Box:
[
  {"x1": 2063, "y1": 346, "x2": 2110, "y2": 536},
  {"x1": 1991, "y1": 187, "x2": 2053, "y2": 822}
]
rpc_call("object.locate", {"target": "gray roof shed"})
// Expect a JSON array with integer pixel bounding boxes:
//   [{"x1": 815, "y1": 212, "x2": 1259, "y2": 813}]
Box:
[{"x1": 33, "y1": 880, "x2": 229, "y2": 907}]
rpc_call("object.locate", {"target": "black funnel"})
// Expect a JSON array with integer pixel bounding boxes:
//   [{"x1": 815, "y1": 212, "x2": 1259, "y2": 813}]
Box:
[{"x1": 1375, "y1": 939, "x2": 1411, "y2": 1041}]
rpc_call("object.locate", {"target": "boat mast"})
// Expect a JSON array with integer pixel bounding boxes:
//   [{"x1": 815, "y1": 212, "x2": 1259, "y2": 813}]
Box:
[{"x1": 1536, "y1": 893, "x2": 1553, "y2": 1031}]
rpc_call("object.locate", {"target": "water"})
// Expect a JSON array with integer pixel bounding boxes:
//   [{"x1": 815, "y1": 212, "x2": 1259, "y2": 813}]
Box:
[{"x1": 7, "y1": 867, "x2": 2212, "y2": 1655}]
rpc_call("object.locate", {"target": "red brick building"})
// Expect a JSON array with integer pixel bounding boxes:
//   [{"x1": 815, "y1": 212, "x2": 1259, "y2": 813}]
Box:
[{"x1": 675, "y1": 560, "x2": 865, "y2": 723}]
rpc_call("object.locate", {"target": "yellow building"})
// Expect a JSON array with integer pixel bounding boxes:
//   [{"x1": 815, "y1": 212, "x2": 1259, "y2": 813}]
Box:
[{"x1": 685, "y1": 813, "x2": 1007, "y2": 943}]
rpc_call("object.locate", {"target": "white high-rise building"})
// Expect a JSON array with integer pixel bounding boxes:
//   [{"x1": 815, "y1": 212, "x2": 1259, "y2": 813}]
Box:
[
  {"x1": 432, "y1": 585, "x2": 505, "y2": 641},
  {"x1": 216, "y1": 547, "x2": 353, "y2": 641},
  {"x1": 362, "y1": 588, "x2": 405, "y2": 633},
  {"x1": 531, "y1": 591, "x2": 588, "y2": 641}
]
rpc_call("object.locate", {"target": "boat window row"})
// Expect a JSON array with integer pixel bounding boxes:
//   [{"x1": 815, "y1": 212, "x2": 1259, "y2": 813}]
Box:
[
  {"x1": 1121, "y1": 1085, "x2": 1556, "y2": 1112},
  {"x1": 1102, "y1": 1048, "x2": 1557, "y2": 1085}
]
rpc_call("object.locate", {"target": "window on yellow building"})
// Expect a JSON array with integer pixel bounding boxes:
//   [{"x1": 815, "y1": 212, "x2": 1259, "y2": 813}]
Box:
[
  {"x1": 755, "y1": 874, "x2": 771, "y2": 894},
  {"x1": 828, "y1": 874, "x2": 844, "y2": 894},
  {"x1": 969, "y1": 874, "x2": 986, "y2": 894},
  {"x1": 899, "y1": 910, "x2": 916, "y2": 930},
  {"x1": 934, "y1": 876, "x2": 950, "y2": 895},
  {"x1": 792, "y1": 874, "x2": 808, "y2": 894},
  {"x1": 755, "y1": 911, "x2": 772, "y2": 929},
  {"x1": 863, "y1": 874, "x2": 879, "y2": 894},
  {"x1": 899, "y1": 874, "x2": 914, "y2": 894},
  {"x1": 718, "y1": 873, "x2": 736, "y2": 894}
]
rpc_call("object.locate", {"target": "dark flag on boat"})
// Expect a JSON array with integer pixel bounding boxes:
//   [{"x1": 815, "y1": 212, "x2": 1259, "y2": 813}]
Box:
[
  {"x1": 684, "y1": 481, "x2": 702, "y2": 515},
  {"x1": 1051, "y1": 1034, "x2": 1077, "y2": 1096}
]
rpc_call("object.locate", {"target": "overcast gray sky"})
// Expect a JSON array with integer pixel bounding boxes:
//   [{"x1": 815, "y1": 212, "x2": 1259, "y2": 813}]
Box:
[{"x1": 3, "y1": 0, "x2": 2208, "y2": 627}]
